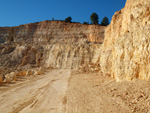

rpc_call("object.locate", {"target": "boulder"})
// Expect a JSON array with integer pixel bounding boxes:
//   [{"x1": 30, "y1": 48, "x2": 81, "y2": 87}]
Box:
[{"x1": 4, "y1": 72, "x2": 16, "y2": 82}]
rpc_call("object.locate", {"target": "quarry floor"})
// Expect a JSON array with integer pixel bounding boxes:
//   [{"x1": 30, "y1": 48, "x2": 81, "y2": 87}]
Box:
[{"x1": 0, "y1": 70, "x2": 150, "y2": 113}]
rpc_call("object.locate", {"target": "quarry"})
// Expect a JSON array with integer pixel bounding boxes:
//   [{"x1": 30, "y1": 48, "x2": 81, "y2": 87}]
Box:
[{"x1": 0, "y1": 0, "x2": 150, "y2": 113}]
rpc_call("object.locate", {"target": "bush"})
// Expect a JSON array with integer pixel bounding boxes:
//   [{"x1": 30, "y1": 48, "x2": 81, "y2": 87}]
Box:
[
  {"x1": 83, "y1": 21, "x2": 89, "y2": 24},
  {"x1": 65, "y1": 16, "x2": 72, "y2": 22}
]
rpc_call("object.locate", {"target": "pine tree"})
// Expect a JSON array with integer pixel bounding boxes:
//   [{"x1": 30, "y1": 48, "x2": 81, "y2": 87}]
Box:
[
  {"x1": 90, "y1": 13, "x2": 99, "y2": 24},
  {"x1": 101, "y1": 17, "x2": 109, "y2": 26}
]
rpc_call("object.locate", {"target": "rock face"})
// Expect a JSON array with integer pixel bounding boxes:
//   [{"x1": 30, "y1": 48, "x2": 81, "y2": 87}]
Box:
[
  {"x1": 101, "y1": 0, "x2": 150, "y2": 81},
  {"x1": 2, "y1": 0, "x2": 150, "y2": 82},
  {"x1": 0, "y1": 21, "x2": 104, "y2": 44},
  {"x1": 45, "y1": 44, "x2": 102, "y2": 69},
  {"x1": 0, "y1": 21, "x2": 105, "y2": 78}
]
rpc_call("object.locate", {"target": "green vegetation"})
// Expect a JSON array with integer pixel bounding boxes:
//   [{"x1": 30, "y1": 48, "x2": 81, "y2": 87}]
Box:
[
  {"x1": 101, "y1": 17, "x2": 109, "y2": 26},
  {"x1": 65, "y1": 16, "x2": 72, "y2": 22},
  {"x1": 51, "y1": 14, "x2": 110, "y2": 26},
  {"x1": 90, "y1": 12, "x2": 99, "y2": 24},
  {"x1": 83, "y1": 21, "x2": 89, "y2": 24}
]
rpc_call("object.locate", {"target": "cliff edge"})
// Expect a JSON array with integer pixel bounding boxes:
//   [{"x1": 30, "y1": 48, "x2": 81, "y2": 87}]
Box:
[
  {"x1": 101, "y1": 0, "x2": 150, "y2": 81},
  {"x1": 0, "y1": 21, "x2": 105, "y2": 81}
]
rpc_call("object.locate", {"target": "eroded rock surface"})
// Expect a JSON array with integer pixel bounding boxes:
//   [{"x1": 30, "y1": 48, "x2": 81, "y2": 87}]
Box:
[
  {"x1": 1, "y1": 0, "x2": 150, "y2": 82},
  {"x1": 0, "y1": 21, "x2": 105, "y2": 81},
  {"x1": 101, "y1": 0, "x2": 150, "y2": 81}
]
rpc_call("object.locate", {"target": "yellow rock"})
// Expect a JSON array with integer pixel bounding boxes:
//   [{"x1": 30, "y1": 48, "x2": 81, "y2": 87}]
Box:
[
  {"x1": 100, "y1": 0, "x2": 150, "y2": 81},
  {"x1": 26, "y1": 70, "x2": 34, "y2": 76},
  {"x1": 4, "y1": 72, "x2": 16, "y2": 82},
  {"x1": 16, "y1": 70, "x2": 27, "y2": 76},
  {"x1": 0, "y1": 75, "x2": 3, "y2": 83},
  {"x1": 34, "y1": 67, "x2": 45, "y2": 75}
]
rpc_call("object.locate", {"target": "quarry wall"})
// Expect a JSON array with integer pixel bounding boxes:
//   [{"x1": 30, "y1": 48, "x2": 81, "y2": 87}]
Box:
[
  {"x1": 100, "y1": 0, "x2": 150, "y2": 81},
  {"x1": 1, "y1": 0, "x2": 150, "y2": 81},
  {"x1": 0, "y1": 21, "x2": 105, "y2": 75}
]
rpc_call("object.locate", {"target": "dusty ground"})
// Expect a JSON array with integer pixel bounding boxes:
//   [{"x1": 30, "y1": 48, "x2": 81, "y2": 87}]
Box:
[
  {"x1": 0, "y1": 70, "x2": 150, "y2": 113},
  {"x1": 0, "y1": 69, "x2": 70, "y2": 113},
  {"x1": 67, "y1": 71, "x2": 150, "y2": 113}
]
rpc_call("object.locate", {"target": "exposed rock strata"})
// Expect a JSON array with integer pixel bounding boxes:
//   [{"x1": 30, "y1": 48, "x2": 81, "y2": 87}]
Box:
[
  {"x1": 0, "y1": 21, "x2": 105, "y2": 44},
  {"x1": 101, "y1": 0, "x2": 150, "y2": 81},
  {"x1": 0, "y1": 21, "x2": 105, "y2": 81},
  {"x1": 1, "y1": 0, "x2": 149, "y2": 82}
]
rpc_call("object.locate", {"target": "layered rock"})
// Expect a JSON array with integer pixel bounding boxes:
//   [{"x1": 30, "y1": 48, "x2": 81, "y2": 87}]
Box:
[
  {"x1": 101, "y1": 0, "x2": 150, "y2": 81},
  {"x1": 0, "y1": 21, "x2": 105, "y2": 44},
  {"x1": 45, "y1": 44, "x2": 102, "y2": 69},
  {"x1": 0, "y1": 21, "x2": 105, "y2": 80},
  {"x1": 2, "y1": 0, "x2": 150, "y2": 82}
]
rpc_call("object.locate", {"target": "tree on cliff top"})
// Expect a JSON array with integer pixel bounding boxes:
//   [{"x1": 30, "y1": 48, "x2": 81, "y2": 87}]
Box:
[
  {"x1": 65, "y1": 16, "x2": 72, "y2": 22},
  {"x1": 101, "y1": 17, "x2": 109, "y2": 26},
  {"x1": 83, "y1": 21, "x2": 89, "y2": 24},
  {"x1": 90, "y1": 12, "x2": 99, "y2": 24}
]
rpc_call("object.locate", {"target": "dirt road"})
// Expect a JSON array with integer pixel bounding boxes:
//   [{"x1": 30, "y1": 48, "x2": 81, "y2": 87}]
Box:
[
  {"x1": 0, "y1": 69, "x2": 71, "y2": 113},
  {"x1": 1, "y1": 70, "x2": 150, "y2": 113}
]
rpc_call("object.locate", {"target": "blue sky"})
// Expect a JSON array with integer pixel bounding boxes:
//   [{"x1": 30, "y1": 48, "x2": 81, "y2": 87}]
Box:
[{"x1": 0, "y1": 0, "x2": 126, "y2": 27}]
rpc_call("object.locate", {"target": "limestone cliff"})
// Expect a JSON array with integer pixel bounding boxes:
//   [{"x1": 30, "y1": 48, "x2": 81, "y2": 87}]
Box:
[
  {"x1": 101, "y1": 0, "x2": 150, "y2": 81},
  {"x1": 0, "y1": 21, "x2": 105, "y2": 77},
  {"x1": 2, "y1": 0, "x2": 149, "y2": 82},
  {"x1": 0, "y1": 21, "x2": 104, "y2": 44}
]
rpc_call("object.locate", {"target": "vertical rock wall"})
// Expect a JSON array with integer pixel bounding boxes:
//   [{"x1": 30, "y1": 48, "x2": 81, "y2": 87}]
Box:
[
  {"x1": 101, "y1": 0, "x2": 150, "y2": 81},
  {"x1": 0, "y1": 21, "x2": 105, "y2": 72}
]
